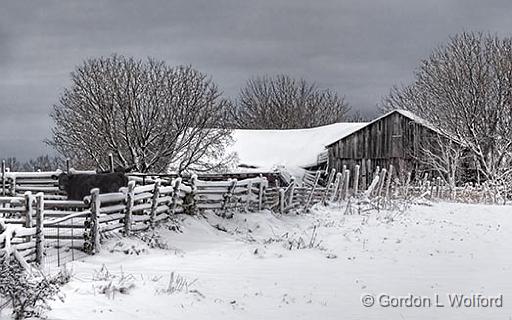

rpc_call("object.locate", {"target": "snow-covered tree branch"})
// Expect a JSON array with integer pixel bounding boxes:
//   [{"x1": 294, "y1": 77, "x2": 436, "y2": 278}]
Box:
[
  {"x1": 381, "y1": 32, "x2": 512, "y2": 184},
  {"x1": 47, "y1": 55, "x2": 233, "y2": 173}
]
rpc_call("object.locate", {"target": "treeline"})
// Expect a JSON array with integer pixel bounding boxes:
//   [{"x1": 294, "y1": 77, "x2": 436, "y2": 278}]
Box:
[
  {"x1": 3, "y1": 155, "x2": 63, "y2": 172},
  {"x1": 46, "y1": 56, "x2": 353, "y2": 173},
  {"x1": 39, "y1": 31, "x2": 512, "y2": 182}
]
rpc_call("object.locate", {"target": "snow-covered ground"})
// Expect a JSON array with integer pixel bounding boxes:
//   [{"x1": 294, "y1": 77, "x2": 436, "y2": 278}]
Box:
[{"x1": 42, "y1": 202, "x2": 512, "y2": 320}]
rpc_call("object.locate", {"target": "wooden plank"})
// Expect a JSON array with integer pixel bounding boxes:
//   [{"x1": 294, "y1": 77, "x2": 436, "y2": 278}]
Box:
[
  {"x1": 14, "y1": 227, "x2": 37, "y2": 238},
  {"x1": 132, "y1": 215, "x2": 150, "y2": 222},
  {"x1": 133, "y1": 192, "x2": 153, "y2": 202},
  {"x1": 98, "y1": 213, "x2": 125, "y2": 223},
  {"x1": 100, "y1": 222, "x2": 124, "y2": 233},
  {"x1": 131, "y1": 223, "x2": 149, "y2": 231},
  {"x1": 133, "y1": 184, "x2": 156, "y2": 194},
  {"x1": 45, "y1": 234, "x2": 84, "y2": 240},
  {"x1": 156, "y1": 195, "x2": 173, "y2": 205},
  {"x1": 97, "y1": 192, "x2": 126, "y2": 204},
  {"x1": 12, "y1": 241, "x2": 36, "y2": 251},
  {"x1": 44, "y1": 200, "x2": 88, "y2": 209},
  {"x1": 132, "y1": 202, "x2": 151, "y2": 213},
  {"x1": 196, "y1": 202, "x2": 223, "y2": 209},
  {"x1": 99, "y1": 204, "x2": 126, "y2": 214},
  {"x1": 15, "y1": 186, "x2": 60, "y2": 192},
  {"x1": 153, "y1": 213, "x2": 167, "y2": 222},
  {"x1": 155, "y1": 205, "x2": 170, "y2": 215}
]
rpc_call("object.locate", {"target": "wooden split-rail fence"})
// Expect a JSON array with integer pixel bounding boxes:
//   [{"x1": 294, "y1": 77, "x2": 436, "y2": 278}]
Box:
[
  {"x1": 1, "y1": 164, "x2": 509, "y2": 271},
  {"x1": 0, "y1": 173, "x2": 272, "y2": 269}
]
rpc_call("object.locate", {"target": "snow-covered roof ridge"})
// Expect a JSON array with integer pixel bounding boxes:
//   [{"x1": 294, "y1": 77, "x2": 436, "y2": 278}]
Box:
[
  {"x1": 326, "y1": 109, "x2": 444, "y2": 147},
  {"x1": 228, "y1": 122, "x2": 368, "y2": 171},
  {"x1": 394, "y1": 109, "x2": 443, "y2": 134}
]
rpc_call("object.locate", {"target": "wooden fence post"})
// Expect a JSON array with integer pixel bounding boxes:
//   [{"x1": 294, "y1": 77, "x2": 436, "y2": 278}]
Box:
[
  {"x1": 353, "y1": 165, "x2": 360, "y2": 195},
  {"x1": 335, "y1": 166, "x2": 347, "y2": 201},
  {"x1": 288, "y1": 177, "x2": 296, "y2": 207},
  {"x1": 245, "y1": 180, "x2": 253, "y2": 211},
  {"x1": 258, "y1": 177, "x2": 267, "y2": 211},
  {"x1": 124, "y1": 181, "x2": 135, "y2": 236},
  {"x1": 189, "y1": 174, "x2": 198, "y2": 214},
  {"x1": 90, "y1": 188, "x2": 101, "y2": 254},
  {"x1": 171, "y1": 178, "x2": 182, "y2": 214},
  {"x1": 279, "y1": 188, "x2": 285, "y2": 214},
  {"x1": 322, "y1": 169, "x2": 336, "y2": 204},
  {"x1": 304, "y1": 171, "x2": 321, "y2": 210},
  {"x1": 377, "y1": 169, "x2": 387, "y2": 197},
  {"x1": 330, "y1": 172, "x2": 342, "y2": 202},
  {"x1": 404, "y1": 171, "x2": 412, "y2": 198},
  {"x1": 222, "y1": 179, "x2": 237, "y2": 211},
  {"x1": 9, "y1": 176, "x2": 16, "y2": 196},
  {"x1": 1, "y1": 160, "x2": 5, "y2": 196},
  {"x1": 35, "y1": 193, "x2": 44, "y2": 265},
  {"x1": 24, "y1": 191, "x2": 34, "y2": 242},
  {"x1": 385, "y1": 165, "x2": 393, "y2": 200},
  {"x1": 343, "y1": 169, "x2": 350, "y2": 200},
  {"x1": 364, "y1": 175, "x2": 380, "y2": 198},
  {"x1": 422, "y1": 173, "x2": 429, "y2": 193},
  {"x1": 150, "y1": 180, "x2": 161, "y2": 227},
  {"x1": 373, "y1": 166, "x2": 381, "y2": 184}
]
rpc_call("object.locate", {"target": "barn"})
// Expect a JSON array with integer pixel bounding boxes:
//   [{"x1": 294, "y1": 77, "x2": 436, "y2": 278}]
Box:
[{"x1": 326, "y1": 109, "x2": 449, "y2": 180}]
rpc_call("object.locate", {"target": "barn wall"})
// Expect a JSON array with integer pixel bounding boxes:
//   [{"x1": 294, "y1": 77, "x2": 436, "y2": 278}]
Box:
[{"x1": 327, "y1": 112, "x2": 435, "y2": 179}]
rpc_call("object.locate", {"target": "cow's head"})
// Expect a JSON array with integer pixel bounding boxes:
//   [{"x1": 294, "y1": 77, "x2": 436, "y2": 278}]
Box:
[{"x1": 57, "y1": 173, "x2": 71, "y2": 191}]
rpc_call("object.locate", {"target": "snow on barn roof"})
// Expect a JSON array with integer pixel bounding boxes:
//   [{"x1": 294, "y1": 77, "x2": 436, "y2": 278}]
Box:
[{"x1": 229, "y1": 122, "x2": 368, "y2": 171}]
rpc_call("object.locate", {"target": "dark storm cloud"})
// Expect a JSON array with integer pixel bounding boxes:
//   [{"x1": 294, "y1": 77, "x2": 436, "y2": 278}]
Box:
[{"x1": 1, "y1": 0, "x2": 512, "y2": 159}]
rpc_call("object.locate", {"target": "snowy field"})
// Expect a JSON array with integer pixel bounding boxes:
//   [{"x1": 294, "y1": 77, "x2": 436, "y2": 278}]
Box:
[{"x1": 42, "y1": 202, "x2": 512, "y2": 320}]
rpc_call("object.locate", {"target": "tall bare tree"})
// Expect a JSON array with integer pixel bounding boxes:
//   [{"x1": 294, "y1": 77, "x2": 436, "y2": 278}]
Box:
[
  {"x1": 230, "y1": 74, "x2": 350, "y2": 129},
  {"x1": 48, "y1": 55, "x2": 232, "y2": 173},
  {"x1": 381, "y1": 32, "x2": 512, "y2": 184}
]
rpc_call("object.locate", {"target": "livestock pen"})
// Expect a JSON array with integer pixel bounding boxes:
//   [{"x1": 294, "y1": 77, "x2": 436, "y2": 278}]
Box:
[{"x1": 1, "y1": 163, "x2": 509, "y2": 273}]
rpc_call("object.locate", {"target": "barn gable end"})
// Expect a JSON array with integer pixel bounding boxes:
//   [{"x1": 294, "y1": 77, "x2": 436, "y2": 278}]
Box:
[{"x1": 326, "y1": 110, "x2": 441, "y2": 178}]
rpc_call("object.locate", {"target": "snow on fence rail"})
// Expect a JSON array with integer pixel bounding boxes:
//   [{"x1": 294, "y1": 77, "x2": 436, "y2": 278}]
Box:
[
  {"x1": 1, "y1": 170, "x2": 64, "y2": 199},
  {"x1": 0, "y1": 193, "x2": 43, "y2": 272},
  {"x1": 1, "y1": 166, "x2": 510, "y2": 271}
]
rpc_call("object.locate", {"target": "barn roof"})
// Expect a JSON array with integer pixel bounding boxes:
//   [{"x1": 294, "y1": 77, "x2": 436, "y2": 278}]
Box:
[
  {"x1": 325, "y1": 109, "x2": 444, "y2": 148},
  {"x1": 228, "y1": 122, "x2": 367, "y2": 172}
]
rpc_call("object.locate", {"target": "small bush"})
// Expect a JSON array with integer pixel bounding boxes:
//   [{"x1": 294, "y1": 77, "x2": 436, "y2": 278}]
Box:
[
  {"x1": 156, "y1": 272, "x2": 197, "y2": 295},
  {"x1": 0, "y1": 259, "x2": 67, "y2": 320},
  {"x1": 92, "y1": 264, "x2": 136, "y2": 299},
  {"x1": 263, "y1": 225, "x2": 324, "y2": 251}
]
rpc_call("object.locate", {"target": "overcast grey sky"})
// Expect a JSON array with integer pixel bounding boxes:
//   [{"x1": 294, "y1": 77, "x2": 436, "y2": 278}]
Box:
[{"x1": 1, "y1": 0, "x2": 512, "y2": 160}]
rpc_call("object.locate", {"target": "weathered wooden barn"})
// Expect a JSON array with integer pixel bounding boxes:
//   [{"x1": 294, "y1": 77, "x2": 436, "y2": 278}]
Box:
[{"x1": 326, "y1": 109, "x2": 447, "y2": 180}]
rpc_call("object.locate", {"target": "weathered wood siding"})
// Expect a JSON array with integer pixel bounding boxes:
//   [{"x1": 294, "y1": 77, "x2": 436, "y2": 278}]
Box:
[{"x1": 327, "y1": 112, "x2": 435, "y2": 176}]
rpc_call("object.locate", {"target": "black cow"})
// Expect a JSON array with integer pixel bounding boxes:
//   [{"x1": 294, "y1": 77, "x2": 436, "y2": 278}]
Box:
[{"x1": 57, "y1": 172, "x2": 128, "y2": 201}]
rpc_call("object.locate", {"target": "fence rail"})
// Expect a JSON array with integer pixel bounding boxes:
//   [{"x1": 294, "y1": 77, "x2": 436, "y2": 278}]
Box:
[{"x1": 1, "y1": 165, "x2": 510, "y2": 271}]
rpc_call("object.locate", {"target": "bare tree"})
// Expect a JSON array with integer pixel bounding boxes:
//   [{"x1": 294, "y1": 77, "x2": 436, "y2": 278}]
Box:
[
  {"x1": 47, "y1": 55, "x2": 233, "y2": 173},
  {"x1": 414, "y1": 134, "x2": 468, "y2": 191},
  {"x1": 381, "y1": 32, "x2": 512, "y2": 184},
  {"x1": 3, "y1": 157, "x2": 22, "y2": 172},
  {"x1": 22, "y1": 155, "x2": 63, "y2": 172},
  {"x1": 230, "y1": 74, "x2": 350, "y2": 129}
]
